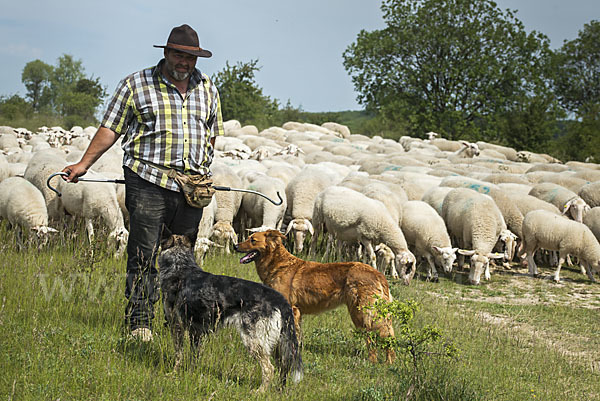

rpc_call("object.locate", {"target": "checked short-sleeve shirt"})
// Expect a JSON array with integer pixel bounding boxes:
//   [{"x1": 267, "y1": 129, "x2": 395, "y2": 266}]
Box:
[{"x1": 101, "y1": 59, "x2": 224, "y2": 192}]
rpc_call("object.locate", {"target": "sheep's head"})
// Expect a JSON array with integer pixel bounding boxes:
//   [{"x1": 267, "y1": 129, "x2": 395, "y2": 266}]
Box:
[
  {"x1": 285, "y1": 218, "x2": 314, "y2": 253},
  {"x1": 563, "y1": 197, "x2": 590, "y2": 223},
  {"x1": 395, "y1": 250, "x2": 416, "y2": 285},
  {"x1": 458, "y1": 250, "x2": 504, "y2": 285},
  {"x1": 499, "y1": 230, "x2": 518, "y2": 261},
  {"x1": 432, "y1": 246, "x2": 458, "y2": 273},
  {"x1": 31, "y1": 226, "x2": 58, "y2": 245}
]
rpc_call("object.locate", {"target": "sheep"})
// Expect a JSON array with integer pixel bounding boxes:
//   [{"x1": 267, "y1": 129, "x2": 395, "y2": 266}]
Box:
[
  {"x1": 421, "y1": 186, "x2": 453, "y2": 216},
  {"x1": 59, "y1": 171, "x2": 129, "y2": 257},
  {"x1": 441, "y1": 188, "x2": 506, "y2": 285},
  {"x1": 447, "y1": 141, "x2": 480, "y2": 162},
  {"x1": 192, "y1": 197, "x2": 224, "y2": 264},
  {"x1": 284, "y1": 166, "x2": 338, "y2": 253},
  {"x1": 583, "y1": 207, "x2": 600, "y2": 244},
  {"x1": 210, "y1": 163, "x2": 244, "y2": 253},
  {"x1": 579, "y1": 181, "x2": 600, "y2": 208},
  {"x1": 0, "y1": 154, "x2": 10, "y2": 182},
  {"x1": 519, "y1": 210, "x2": 600, "y2": 283},
  {"x1": 310, "y1": 186, "x2": 416, "y2": 284},
  {"x1": 538, "y1": 173, "x2": 589, "y2": 193},
  {"x1": 358, "y1": 182, "x2": 405, "y2": 225},
  {"x1": 528, "y1": 182, "x2": 590, "y2": 222},
  {"x1": 0, "y1": 177, "x2": 58, "y2": 245},
  {"x1": 239, "y1": 172, "x2": 287, "y2": 234},
  {"x1": 24, "y1": 151, "x2": 68, "y2": 221},
  {"x1": 401, "y1": 201, "x2": 457, "y2": 281},
  {"x1": 321, "y1": 122, "x2": 351, "y2": 138},
  {"x1": 439, "y1": 176, "x2": 523, "y2": 240},
  {"x1": 475, "y1": 142, "x2": 518, "y2": 161}
]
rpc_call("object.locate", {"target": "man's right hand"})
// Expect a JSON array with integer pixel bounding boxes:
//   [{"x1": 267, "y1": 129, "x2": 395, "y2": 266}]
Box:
[{"x1": 61, "y1": 162, "x2": 88, "y2": 183}]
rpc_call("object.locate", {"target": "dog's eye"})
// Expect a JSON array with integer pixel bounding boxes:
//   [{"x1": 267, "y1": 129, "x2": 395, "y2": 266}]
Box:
[{"x1": 250, "y1": 238, "x2": 256, "y2": 243}]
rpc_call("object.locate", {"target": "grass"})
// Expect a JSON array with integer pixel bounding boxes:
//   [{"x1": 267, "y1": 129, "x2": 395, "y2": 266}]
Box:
[{"x1": 1, "y1": 222, "x2": 600, "y2": 400}]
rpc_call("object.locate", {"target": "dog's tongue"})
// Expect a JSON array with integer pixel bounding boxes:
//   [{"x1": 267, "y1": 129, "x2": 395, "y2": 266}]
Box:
[{"x1": 239, "y1": 252, "x2": 257, "y2": 264}]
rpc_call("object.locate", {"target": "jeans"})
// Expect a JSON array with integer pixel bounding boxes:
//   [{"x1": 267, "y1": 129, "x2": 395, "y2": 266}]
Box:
[{"x1": 123, "y1": 167, "x2": 203, "y2": 330}]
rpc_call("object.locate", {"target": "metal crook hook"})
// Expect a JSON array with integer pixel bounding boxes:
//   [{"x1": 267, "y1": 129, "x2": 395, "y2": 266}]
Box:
[
  {"x1": 212, "y1": 186, "x2": 284, "y2": 206},
  {"x1": 46, "y1": 172, "x2": 68, "y2": 197}
]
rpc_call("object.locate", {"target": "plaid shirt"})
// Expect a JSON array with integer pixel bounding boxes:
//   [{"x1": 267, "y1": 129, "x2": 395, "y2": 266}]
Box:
[{"x1": 101, "y1": 59, "x2": 224, "y2": 191}]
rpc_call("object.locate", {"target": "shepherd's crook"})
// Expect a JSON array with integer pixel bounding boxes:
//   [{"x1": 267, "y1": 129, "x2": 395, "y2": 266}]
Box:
[{"x1": 46, "y1": 172, "x2": 284, "y2": 205}]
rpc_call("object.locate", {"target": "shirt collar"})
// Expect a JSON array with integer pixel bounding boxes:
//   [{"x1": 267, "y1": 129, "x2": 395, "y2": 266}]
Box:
[{"x1": 153, "y1": 58, "x2": 205, "y2": 90}]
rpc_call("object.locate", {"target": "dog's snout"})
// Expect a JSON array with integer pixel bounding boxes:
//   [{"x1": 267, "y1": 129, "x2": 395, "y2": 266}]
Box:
[{"x1": 233, "y1": 243, "x2": 240, "y2": 251}]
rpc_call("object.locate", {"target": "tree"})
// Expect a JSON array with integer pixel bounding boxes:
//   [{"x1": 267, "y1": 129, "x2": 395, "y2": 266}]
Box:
[
  {"x1": 554, "y1": 20, "x2": 600, "y2": 116},
  {"x1": 343, "y1": 0, "x2": 555, "y2": 142},
  {"x1": 0, "y1": 94, "x2": 33, "y2": 121},
  {"x1": 21, "y1": 60, "x2": 53, "y2": 112},
  {"x1": 212, "y1": 59, "x2": 279, "y2": 127}
]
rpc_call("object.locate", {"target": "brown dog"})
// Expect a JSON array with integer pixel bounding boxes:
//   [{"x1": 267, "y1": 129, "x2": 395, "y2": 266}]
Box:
[{"x1": 235, "y1": 229, "x2": 395, "y2": 363}]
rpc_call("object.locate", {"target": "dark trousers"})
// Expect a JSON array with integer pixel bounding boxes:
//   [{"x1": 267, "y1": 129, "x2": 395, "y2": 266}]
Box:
[{"x1": 123, "y1": 167, "x2": 203, "y2": 330}]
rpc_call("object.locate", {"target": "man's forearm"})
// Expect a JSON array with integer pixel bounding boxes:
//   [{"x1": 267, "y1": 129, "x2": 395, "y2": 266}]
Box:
[{"x1": 79, "y1": 126, "x2": 120, "y2": 169}]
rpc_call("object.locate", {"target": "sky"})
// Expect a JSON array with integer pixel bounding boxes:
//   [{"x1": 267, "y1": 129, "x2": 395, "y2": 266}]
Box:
[{"x1": 1, "y1": 0, "x2": 598, "y2": 113}]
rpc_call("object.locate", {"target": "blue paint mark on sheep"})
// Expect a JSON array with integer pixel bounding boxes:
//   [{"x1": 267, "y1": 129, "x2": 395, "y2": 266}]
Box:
[
  {"x1": 383, "y1": 165, "x2": 403, "y2": 172},
  {"x1": 467, "y1": 183, "x2": 491, "y2": 194}
]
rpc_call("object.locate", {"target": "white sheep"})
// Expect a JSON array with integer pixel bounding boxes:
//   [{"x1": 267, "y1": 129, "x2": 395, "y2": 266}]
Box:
[
  {"x1": 528, "y1": 182, "x2": 590, "y2": 222},
  {"x1": 0, "y1": 177, "x2": 58, "y2": 245},
  {"x1": 520, "y1": 210, "x2": 600, "y2": 283},
  {"x1": 579, "y1": 181, "x2": 600, "y2": 208},
  {"x1": 311, "y1": 186, "x2": 416, "y2": 284},
  {"x1": 583, "y1": 207, "x2": 600, "y2": 244},
  {"x1": 401, "y1": 201, "x2": 457, "y2": 281},
  {"x1": 210, "y1": 163, "x2": 244, "y2": 253},
  {"x1": 421, "y1": 186, "x2": 453, "y2": 216},
  {"x1": 24, "y1": 151, "x2": 68, "y2": 221},
  {"x1": 441, "y1": 188, "x2": 506, "y2": 285},
  {"x1": 284, "y1": 166, "x2": 338, "y2": 253},
  {"x1": 59, "y1": 171, "x2": 129, "y2": 257},
  {"x1": 447, "y1": 141, "x2": 480, "y2": 162},
  {"x1": 239, "y1": 172, "x2": 287, "y2": 234}
]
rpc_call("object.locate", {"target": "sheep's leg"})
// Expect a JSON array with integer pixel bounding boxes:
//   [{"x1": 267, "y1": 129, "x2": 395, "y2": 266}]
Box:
[
  {"x1": 425, "y1": 254, "x2": 438, "y2": 282},
  {"x1": 526, "y1": 248, "x2": 538, "y2": 277},
  {"x1": 583, "y1": 262, "x2": 596, "y2": 282},
  {"x1": 362, "y1": 240, "x2": 377, "y2": 269},
  {"x1": 553, "y1": 252, "x2": 566, "y2": 283},
  {"x1": 85, "y1": 219, "x2": 95, "y2": 243},
  {"x1": 484, "y1": 261, "x2": 491, "y2": 281}
]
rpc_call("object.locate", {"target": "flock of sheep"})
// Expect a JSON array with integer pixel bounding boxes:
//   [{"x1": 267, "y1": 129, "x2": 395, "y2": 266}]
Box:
[{"x1": 2, "y1": 120, "x2": 600, "y2": 286}]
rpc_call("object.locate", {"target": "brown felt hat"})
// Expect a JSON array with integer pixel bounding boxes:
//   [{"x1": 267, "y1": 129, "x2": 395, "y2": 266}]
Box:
[{"x1": 154, "y1": 24, "x2": 212, "y2": 58}]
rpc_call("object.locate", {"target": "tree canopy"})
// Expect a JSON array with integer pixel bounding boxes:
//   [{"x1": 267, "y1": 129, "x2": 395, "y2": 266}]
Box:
[
  {"x1": 343, "y1": 0, "x2": 556, "y2": 146},
  {"x1": 212, "y1": 60, "x2": 279, "y2": 127}
]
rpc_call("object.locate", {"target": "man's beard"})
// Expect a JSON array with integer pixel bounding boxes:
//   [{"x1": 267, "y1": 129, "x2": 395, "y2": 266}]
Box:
[{"x1": 165, "y1": 60, "x2": 190, "y2": 81}]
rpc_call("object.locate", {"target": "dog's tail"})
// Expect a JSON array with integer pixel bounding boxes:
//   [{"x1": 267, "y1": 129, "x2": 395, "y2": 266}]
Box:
[{"x1": 276, "y1": 308, "x2": 303, "y2": 385}]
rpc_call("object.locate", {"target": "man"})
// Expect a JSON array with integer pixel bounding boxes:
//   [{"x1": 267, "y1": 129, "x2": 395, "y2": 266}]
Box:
[{"x1": 62, "y1": 24, "x2": 224, "y2": 341}]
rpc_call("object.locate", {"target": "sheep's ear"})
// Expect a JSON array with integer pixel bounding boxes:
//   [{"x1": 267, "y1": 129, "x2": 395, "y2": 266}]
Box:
[
  {"x1": 488, "y1": 252, "x2": 505, "y2": 260},
  {"x1": 306, "y1": 219, "x2": 314, "y2": 236},
  {"x1": 284, "y1": 221, "x2": 295, "y2": 235},
  {"x1": 432, "y1": 246, "x2": 442, "y2": 254},
  {"x1": 458, "y1": 249, "x2": 475, "y2": 256}
]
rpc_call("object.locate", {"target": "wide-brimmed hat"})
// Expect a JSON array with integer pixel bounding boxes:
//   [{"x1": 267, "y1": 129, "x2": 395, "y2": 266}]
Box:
[{"x1": 154, "y1": 24, "x2": 212, "y2": 58}]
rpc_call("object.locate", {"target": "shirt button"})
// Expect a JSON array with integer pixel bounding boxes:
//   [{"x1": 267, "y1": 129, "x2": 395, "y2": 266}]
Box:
[{"x1": 183, "y1": 121, "x2": 187, "y2": 125}]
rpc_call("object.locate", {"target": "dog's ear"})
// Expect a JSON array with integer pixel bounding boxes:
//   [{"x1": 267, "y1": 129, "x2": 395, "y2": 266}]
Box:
[
  {"x1": 180, "y1": 232, "x2": 195, "y2": 249},
  {"x1": 267, "y1": 229, "x2": 286, "y2": 243},
  {"x1": 161, "y1": 235, "x2": 175, "y2": 250}
]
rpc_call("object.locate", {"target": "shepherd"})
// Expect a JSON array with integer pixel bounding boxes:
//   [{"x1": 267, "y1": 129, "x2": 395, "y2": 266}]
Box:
[{"x1": 62, "y1": 24, "x2": 223, "y2": 341}]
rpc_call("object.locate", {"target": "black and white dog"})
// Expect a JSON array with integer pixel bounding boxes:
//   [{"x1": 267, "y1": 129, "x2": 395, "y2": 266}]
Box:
[{"x1": 158, "y1": 234, "x2": 303, "y2": 391}]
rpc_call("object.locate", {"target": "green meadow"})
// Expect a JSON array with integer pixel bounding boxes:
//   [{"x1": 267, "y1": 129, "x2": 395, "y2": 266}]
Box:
[{"x1": 1, "y1": 223, "x2": 599, "y2": 400}]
